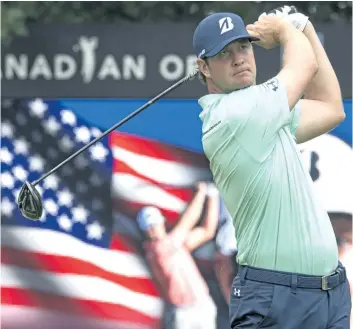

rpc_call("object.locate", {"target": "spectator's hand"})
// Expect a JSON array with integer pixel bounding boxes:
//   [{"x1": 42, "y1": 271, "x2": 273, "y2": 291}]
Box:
[
  {"x1": 206, "y1": 183, "x2": 219, "y2": 197},
  {"x1": 196, "y1": 181, "x2": 208, "y2": 194},
  {"x1": 259, "y1": 5, "x2": 309, "y2": 32}
]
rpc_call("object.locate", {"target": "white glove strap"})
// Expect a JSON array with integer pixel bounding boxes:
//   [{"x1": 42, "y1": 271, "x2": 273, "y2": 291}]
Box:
[{"x1": 286, "y1": 13, "x2": 309, "y2": 32}]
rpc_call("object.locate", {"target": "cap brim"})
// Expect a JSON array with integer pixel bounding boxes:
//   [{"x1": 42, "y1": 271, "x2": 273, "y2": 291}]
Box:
[
  {"x1": 204, "y1": 35, "x2": 259, "y2": 58},
  {"x1": 137, "y1": 214, "x2": 165, "y2": 231}
]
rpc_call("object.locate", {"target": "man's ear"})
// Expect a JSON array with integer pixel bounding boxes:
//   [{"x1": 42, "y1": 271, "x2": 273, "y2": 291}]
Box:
[{"x1": 196, "y1": 58, "x2": 211, "y2": 78}]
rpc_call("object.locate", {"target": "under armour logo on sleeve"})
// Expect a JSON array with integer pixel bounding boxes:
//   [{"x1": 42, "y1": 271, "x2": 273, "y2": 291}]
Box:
[
  {"x1": 266, "y1": 79, "x2": 279, "y2": 91},
  {"x1": 233, "y1": 288, "x2": 241, "y2": 297}
]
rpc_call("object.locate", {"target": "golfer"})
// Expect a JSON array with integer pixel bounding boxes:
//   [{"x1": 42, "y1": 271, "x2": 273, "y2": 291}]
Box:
[
  {"x1": 193, "y1": 7, "x2": 350, "y2": 329},
  {"x1": 137, "y1": 182, "x2": 219, "y2": 329}
]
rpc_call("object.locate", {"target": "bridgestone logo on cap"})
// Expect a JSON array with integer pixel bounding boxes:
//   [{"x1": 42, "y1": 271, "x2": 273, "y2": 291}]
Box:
[{"x1": 219, "y1": 17, "x2": 234, "y2": 35}]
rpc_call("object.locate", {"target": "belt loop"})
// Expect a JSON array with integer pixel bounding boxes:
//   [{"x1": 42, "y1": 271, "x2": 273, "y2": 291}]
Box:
[
  {"x1": 291, "y1": 274, "x2": 298, "y2": 294},
  {"x1": 341, "y1": 267, "x2": 346, "y2": 282},
  {"x1": 240, "y1": 267, "x2": 248, "y2": 286}
]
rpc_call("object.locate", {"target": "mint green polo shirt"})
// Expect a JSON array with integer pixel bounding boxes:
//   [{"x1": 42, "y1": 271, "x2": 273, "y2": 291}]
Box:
[{"x1": 199, "y1": 77, "x2": 338, "y2": 276}]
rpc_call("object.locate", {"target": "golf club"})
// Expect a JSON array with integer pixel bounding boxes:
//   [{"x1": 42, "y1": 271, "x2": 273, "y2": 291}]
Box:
[{"x1": 17, "y1": 70, "x2": 199, "y2": 220}]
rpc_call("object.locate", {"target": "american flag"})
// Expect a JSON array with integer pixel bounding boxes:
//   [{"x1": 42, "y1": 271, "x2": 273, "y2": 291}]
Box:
[{"x1": 1, "y1": 98, "x2": 216, "y2": 329}]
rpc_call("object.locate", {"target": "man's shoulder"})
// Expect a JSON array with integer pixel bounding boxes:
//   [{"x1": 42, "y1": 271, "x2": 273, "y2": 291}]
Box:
[
  {"x1": 220, "y1": 87, "x2": 259, "y2": 122},
  {"x1": 224, "y1": 79, "x2": 285, "y2": 114},
  {"x1": 200, "y1": 87, "x2": 257, "y2": 111},
  {"x1": 198, "y1": 94, "x2": 224, "y2": 110},
  {"x1": 199, "y1": 82, "x2": 281, "y2": 129}
]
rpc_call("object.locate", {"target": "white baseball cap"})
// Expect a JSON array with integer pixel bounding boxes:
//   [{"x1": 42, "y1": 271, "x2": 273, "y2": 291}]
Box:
[
  {"x1": 300, "y1": 134, "x2": 352, "y2": 215},
  {"x1": 136, "y1": 206, "x2": 166, "y2": 231}
]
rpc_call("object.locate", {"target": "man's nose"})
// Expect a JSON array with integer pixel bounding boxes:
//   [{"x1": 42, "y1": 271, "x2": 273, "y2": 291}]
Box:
[{"x1": 231, "y1": 53, "x2": 244, "y2": 66}]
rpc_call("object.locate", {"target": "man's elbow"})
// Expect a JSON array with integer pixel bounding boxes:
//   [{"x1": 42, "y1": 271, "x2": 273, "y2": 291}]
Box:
[
  {"x1": 331, "y1": 102, "x2": 346, "y2": 124},
  {"x1": 307, "y1": 56, "x2": 319, "y2": 81},
  {"x1": 203, "y1": 225, "x2": 217, "y2": 241},
  {"x1": 337, "y1": 111, "x2": 346, "y2": 124}
]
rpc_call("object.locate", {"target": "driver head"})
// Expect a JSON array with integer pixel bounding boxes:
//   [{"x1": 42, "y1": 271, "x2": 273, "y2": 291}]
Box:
[{"x1": 17, "y1": 181, "x2": 43, "y2": 220}]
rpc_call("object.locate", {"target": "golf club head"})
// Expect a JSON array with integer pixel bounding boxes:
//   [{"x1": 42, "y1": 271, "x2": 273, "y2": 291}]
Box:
[{"x1": 17, "y1": 181, "x2": 43, "y2": 220}]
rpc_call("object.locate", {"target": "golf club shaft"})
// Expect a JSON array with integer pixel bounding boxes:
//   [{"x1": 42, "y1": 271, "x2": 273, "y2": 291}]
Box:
[{"x1": 32, "y1": 70, "x2": 198, "y2": 187}]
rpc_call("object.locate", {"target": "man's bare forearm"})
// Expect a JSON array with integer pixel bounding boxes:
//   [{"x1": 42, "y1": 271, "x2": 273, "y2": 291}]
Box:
[
  {"x1": 303, "y1": 21, "x2": 344, "y2": 113},
  {"x1": 173, "y1": 184, "x2": 207, "y2": 235},
  {"x1": 276, "y1": 21, "x2": 318, "y2": 109},
  {"x1": 201, "y1": 194, "x2": 219, "y2": 237},
  {"x1": 183, "y1": 194, "x2": 219, "y2": 251}
]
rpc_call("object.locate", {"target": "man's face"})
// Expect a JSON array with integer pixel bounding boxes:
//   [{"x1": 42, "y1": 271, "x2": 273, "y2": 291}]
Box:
[{"x1": 197, "y1": 39, "x2": 257, "y2": 93}]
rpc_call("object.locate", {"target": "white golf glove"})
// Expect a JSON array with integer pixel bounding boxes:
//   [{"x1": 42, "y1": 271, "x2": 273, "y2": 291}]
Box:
[{"x1": 260, "y1": 5, "x2": 309, "y2": 32}]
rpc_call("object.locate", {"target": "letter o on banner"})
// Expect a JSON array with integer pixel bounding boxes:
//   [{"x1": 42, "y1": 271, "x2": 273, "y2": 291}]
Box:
[{"x1": 159, "y1": 54, "x2": 184, "y2": 81}]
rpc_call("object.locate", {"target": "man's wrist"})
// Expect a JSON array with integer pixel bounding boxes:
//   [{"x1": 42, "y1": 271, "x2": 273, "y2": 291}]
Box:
[
  {"x1": 277, "y1": 22, "x2": 298, "y2": 45},
  {"x1": 303, "y1": 20, "x2": 314, "y2": 36}
]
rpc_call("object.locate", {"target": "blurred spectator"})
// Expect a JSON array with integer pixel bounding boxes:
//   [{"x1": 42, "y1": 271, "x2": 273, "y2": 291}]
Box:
[
  {"x1": 338, "y1": 233, "x2": 353, "y2": 329},
  {"x1": 300, "y1": 134, "x2": 352, "y2": 248},
  {"x1": 213, "y1": 196, "x2": 238, "y2": 305},
  {"x1": 330, "y1": 213, "x2": 352, "y2": 254},
  {"x1": 137, "y1": 182, "x2": 219, "y2": 329},
  {"x1": 299, "y1": 134, "x2": 352, "y2": 222},
  {"x1": 300, "y1": 133, "x2": 352, "y2": 324},
  {"x1": 330, "y1": 212, "x2": 352, "y2": 299}
]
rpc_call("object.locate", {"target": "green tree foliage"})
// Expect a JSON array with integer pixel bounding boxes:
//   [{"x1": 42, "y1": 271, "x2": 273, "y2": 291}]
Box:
[{"x1": 1, "y1": 1, "x2": 351, "y2": 42}]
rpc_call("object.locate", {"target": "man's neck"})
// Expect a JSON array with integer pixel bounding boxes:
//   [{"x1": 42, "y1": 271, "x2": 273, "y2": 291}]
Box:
[
  {"x1": 208, "y1": 85, "x2": 223, "y2": 94},
  {"x1": 207, "y1": 80, "x2": 223, "y2": 94}
]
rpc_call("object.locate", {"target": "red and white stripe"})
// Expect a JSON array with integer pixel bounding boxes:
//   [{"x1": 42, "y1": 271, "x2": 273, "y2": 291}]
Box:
[
  {"x1": 1, "y1": 227, "x2": 163, "y2": 329},
  {"x1": 2, "y1": 132, "x2": 215, "y2": 329},
  {"x1": 110, "y1": 132, "x2": 211, "y2": 224}
]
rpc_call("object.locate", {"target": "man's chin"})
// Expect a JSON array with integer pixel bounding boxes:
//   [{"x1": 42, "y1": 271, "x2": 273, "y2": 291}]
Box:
[{"x1": 232, "y1": 76, "x2": 254, "y2": 89}]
